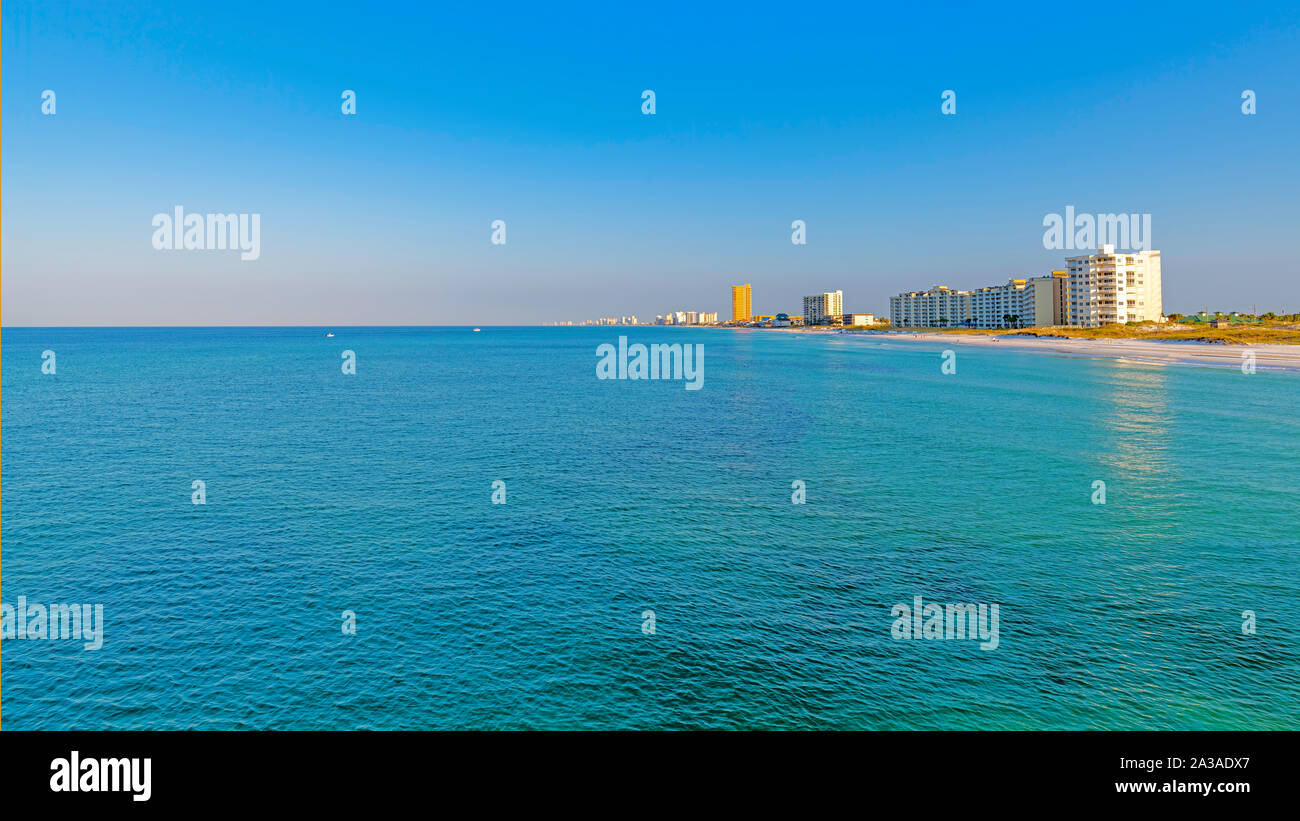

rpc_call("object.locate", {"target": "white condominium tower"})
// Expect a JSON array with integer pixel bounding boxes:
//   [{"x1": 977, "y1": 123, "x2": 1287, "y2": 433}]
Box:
[
  {"x1": 823, "y1": 289, "x2": 843, "y2": 318},
  {"x1": 802, "y1": 290, "x2": 844, "y2": 325},
  {"x1": 1066, "y1": 245, "x2": 1162, "y2": 327}
]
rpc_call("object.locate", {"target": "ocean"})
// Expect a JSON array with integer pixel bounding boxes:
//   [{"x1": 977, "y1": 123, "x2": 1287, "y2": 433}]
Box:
[{"x1": 2, "y1": 326, "x2": 1297, "y2": 729}]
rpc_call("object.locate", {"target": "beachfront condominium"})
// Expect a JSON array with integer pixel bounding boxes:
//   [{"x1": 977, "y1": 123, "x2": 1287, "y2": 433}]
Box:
[
  {"x1": 889, "y1": 247, "x2": 1161, "y2": 329},
  {"x1": 1066, "y1": 245, "x2": 1162, "y2": 327},
  {"x1": 1051, "y1": 270, "x2": 1068, "y2": 325},
  {"x1": 969, "y1": 274, "x2": 1066, "y2": 328},
  {"x1": 889, "y1": 285, "x2": 970, "y2": 328},
  {"x1": 890, "y1": 275, "x2": 1066, "y2": 329},
  {"x1": 802, "y1": 290, "x2": 844, "y2": 325},
  {"x1": 731, "y1": 284, "x2": 752, "y2": 323}
]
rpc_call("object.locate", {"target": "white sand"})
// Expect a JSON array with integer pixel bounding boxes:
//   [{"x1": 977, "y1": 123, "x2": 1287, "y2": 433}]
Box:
[{"x1": 833, "y1": 330, "x2": 1300, "y2": 371}]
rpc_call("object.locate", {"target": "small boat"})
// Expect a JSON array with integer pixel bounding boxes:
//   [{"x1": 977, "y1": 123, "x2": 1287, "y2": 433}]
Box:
[
  {"x1": 472, "y1": 328, "x2": 481, "y2": 332},
  {"x1": 326, "y1": 332, "x2": 335, "y2": 337}
]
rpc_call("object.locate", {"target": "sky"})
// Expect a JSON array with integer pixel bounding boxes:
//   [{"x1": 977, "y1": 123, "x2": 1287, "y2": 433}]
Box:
[{"x1": 3, "y1": 0, "x2": 1299, "y2": 325}]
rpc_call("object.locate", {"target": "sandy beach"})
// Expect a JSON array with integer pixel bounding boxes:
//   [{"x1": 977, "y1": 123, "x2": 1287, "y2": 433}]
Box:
[{"x1": 813, "y1": 330, "x2": 1300, "y2": 371}]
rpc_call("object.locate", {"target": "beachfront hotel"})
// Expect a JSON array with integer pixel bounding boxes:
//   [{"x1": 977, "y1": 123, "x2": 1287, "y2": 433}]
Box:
[
  {"x1": 889, "y1": 275, "x2": 1066, "y2": 329},
  {"x1": 802, "y1": 290, "x2": 844, "y2": 325},
  {"x1": 1066, "y1": 245, "x2": 1162, "y2": 327},
  {"x1": 731, "y1": 284, "x2": 753, "y2": 323},
  {"x1": 889, "y1": 247, "x2": 1161, "y2": 329}
]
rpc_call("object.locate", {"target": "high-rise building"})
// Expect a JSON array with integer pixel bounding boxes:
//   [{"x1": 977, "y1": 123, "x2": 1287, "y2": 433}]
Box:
[
  {"x1": 802, "y1": 290, "x2": 844, "y2": 325},
  {"x1": 802, "y1": 294, "x2": 823, "y2": 324},
  {"x1": 731, "y1": 284, "x2": 752, "y2": 323},
  {"x1": 1066, "y1": 245, "x2": 1162, "y2": 327},
  {"x1": 824, "y1": 290, "x2": 843, "y2": 318}
]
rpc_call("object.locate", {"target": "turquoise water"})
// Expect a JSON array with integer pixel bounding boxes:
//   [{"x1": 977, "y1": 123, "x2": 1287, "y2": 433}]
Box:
[{"x1": 2, "y1": 326, "x2": 1297, "y2": 729}]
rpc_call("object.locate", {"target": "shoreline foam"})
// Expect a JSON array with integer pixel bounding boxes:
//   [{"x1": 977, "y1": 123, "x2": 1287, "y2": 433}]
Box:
[{"x1": 780, "y1": 329, "x2": 1300, "y2": 371}]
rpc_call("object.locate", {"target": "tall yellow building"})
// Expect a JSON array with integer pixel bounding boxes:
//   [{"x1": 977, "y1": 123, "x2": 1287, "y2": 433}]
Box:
[{"x1": 731, "y1": 284, "x2": 752, "y2": 323}]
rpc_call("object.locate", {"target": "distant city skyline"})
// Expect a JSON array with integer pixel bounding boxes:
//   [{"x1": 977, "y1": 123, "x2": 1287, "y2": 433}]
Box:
[{"x1": 3, "y1": 1, "x2": 1299, "y2": 325}]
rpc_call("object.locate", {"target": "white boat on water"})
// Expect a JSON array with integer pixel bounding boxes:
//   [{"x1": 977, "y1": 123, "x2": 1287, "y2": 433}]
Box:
[{"x1": 326, "y1": 332, "x2": 334, "y2": 337}]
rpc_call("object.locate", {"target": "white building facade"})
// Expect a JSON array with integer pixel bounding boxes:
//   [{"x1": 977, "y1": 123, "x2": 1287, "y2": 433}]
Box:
[
  {"x1": 802, "y1": 290, "x2": 844, "y2": 325},
  {"x1": 889, "y1": 285, "x2": 972, "y2": 328},
  {"x1": 1066, "y1": 245, "x2": 1162, "y2": 327}
]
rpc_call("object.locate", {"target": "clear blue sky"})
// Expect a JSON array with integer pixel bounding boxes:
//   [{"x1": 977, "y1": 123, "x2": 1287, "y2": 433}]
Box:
[{"x1": 4, "y1": 0, "x2": 1298, "y2": 324}]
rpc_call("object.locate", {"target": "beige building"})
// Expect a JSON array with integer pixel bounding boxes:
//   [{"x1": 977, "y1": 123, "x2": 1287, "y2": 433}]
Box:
[{"x1": 1051, "y1": 270, "x2": 1069, "y2": 325}]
